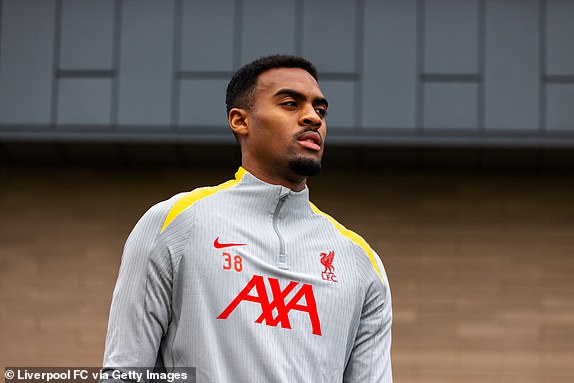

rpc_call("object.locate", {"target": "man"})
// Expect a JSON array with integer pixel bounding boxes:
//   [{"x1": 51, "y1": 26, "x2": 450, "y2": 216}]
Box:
[{"x1": 103, "y1": 55, "x2": 392, "y2": 382}]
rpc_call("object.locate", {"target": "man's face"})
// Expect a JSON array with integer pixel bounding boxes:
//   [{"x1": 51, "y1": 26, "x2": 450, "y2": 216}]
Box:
[{"x1": 243, "y1": 67, "x2": 328, "y2": 180}]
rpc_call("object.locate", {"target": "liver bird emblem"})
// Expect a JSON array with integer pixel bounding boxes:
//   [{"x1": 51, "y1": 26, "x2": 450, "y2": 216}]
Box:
[{"x1": 320, "y1": 251, "x2": 335, "y2": 274}]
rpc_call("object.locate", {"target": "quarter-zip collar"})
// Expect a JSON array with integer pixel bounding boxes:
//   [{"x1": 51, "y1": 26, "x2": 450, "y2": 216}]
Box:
[
  {"x1": 234, "y1": 167, "x2": 313, "y2": 269},
  {"x1": 234, "y1": 167, "x2": 313, "y2": 218}
]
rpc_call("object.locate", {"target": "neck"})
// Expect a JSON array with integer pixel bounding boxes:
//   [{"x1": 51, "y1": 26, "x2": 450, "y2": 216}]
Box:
[{"x1": 241, "y1": 161, "x2": 307, "y2": 192}]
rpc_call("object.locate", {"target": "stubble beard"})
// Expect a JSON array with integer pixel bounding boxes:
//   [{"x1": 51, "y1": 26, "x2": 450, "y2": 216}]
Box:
[{"x1": 288, "y1": 156, "x2": 322, "y2": 177}]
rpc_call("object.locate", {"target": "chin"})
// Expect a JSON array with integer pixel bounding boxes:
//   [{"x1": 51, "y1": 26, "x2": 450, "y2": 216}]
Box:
[{"x1": 288, "y1": 157, "x2": 322, "y2": 177}]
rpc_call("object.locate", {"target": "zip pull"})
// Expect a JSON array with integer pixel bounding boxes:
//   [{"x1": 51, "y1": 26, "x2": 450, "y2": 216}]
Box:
[{"x1": 273, "y1": 193, "x2": 289, "y2": 270}]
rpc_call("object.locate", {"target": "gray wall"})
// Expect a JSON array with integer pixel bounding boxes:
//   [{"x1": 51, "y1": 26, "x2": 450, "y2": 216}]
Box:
[{"x1": 0, "y1": 0, "x2": 573, "y2": 147}]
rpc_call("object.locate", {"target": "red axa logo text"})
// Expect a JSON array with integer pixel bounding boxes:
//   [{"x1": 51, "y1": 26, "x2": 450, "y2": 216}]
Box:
[{"x1": 217, "y1": 275, "x2": 322, "y2": 336}]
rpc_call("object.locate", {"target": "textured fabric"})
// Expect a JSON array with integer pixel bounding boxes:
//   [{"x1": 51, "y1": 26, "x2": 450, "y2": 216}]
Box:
[{"x1": 103, "y1": 168, "x2": 392, "y2": 382}]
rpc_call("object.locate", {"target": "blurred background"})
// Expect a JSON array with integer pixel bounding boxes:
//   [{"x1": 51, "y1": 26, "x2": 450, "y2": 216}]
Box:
[{"x1": 1, "y1": 0, "x2": 573, "y2": 382}]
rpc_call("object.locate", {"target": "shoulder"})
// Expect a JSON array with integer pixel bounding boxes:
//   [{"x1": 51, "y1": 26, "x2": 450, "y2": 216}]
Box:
[
  {"x1": 129, "y1": 171, "x2": 242, "y2": 244},
  {"x1": 158, "y1": 175, "x2": 241, "y2": 234},
  {"x1": 125, "y1": 192, "x2": 188, "y2": 246},
  {"x1": 121, "y1": 184, "x2": 226, "y2": 270},
  {"x1": 309, "y1": 201, "x2": 388, "y2": 288}
]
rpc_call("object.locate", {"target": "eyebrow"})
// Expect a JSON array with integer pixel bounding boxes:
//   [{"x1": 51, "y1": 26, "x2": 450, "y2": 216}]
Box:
[{"x1": 274, "y1": 88, "x2": 329, "y2": 109}]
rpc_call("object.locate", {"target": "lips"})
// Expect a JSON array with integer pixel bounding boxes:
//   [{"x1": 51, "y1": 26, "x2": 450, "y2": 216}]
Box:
[{"x1": 297, "y1": 131, "x2": 322, "y2": 151}]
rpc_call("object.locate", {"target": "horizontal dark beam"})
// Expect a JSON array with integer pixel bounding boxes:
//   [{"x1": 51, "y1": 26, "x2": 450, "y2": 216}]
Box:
[
  {"x1": 544, "y1": 75, "x2": 574, "y2": 84},
  {"x1": 1, "y1": 125, "x2": 574, "y2": 148},
  {"x1": 421, "y1": 73, "x2": 481, "y2": 83},
  {"x1": 56, "y1": 70, "x2": 116, "y2": 78}
]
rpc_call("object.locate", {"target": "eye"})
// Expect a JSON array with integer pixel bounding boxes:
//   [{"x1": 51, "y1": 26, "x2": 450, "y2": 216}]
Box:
[
  {"x1": 315, "y1": 107, "x2": 327, "y2": 118},
  {"x1": 280, "y1": 100, "x2": 298, "y2": 108}
]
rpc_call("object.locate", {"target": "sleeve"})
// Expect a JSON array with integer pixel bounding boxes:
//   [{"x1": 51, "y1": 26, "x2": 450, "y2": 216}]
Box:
[
  {"x1": 101, "y1": 200, "x2": 175, "y2": 376},
  {"x1": 343, "y1": 250, "x2": 393, "y2": 383}
]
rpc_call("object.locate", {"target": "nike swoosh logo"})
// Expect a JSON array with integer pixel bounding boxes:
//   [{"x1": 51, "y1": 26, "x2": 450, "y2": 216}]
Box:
[{"x1": 214, "y1": 237, "x2": 247, "y2": 249}]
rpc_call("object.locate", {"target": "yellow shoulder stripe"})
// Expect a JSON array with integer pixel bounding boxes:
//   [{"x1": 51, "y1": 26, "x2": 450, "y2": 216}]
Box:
[
  {"x1": 160, "y1": 167, "x2": 247, "y2": 233},
  {"x1": 310, "y1": 202, "x2": 383, "y2": 282}
]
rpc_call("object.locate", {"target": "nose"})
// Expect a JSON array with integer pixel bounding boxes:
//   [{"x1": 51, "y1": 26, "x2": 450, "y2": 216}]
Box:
[{"x1": 299, "y1": 103, "x2": 322, "y2": 128}]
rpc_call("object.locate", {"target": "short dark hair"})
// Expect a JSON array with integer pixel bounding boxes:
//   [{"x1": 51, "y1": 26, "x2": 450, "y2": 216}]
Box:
[{"x1": 225, "y1": 54, "x2": 318, "y2": 115}]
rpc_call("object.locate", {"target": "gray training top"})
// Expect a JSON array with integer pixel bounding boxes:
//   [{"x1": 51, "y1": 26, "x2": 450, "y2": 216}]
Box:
[{"x1": 103, "y1": 167, "x2": 392, "y2": 382}]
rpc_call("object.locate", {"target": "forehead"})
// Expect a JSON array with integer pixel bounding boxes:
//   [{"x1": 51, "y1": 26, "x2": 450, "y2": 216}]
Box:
[{"x1": 255, "y1": 67, "x2": 324, "y2": 98}]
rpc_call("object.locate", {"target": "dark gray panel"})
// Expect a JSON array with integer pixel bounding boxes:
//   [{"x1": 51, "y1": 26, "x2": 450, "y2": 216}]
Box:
[
  {"x1": 302, "y1": 0, "x2": 355, "y2": 73},
  {"x1": 423, "y1": 83, "x2": 478, "y2": 130},
  {"x1": 241, "y1": 0, "x2": 296, "y2": 64},
  {"x1": 180, "y1": 1, "x2": 234, "y2": 71},
  {"x1": 0, "y1": 0, "x2": 55, "y2": 124},
  {"x1": 178, "y1": 79, "x2": 228, "y2": 126},
  {"x1": 363, "y1": 0, "x2": 417, "y2": 129},
  {"x1": 485, "y1": 0, "x2": 539, "y2": 131},
  {"x1": 118, "y1": 0, "x2": 174, "y2": 126},
  {"x1": 546, "y1": 0, "x2": 574, "y2": 75},
  {"x1": 119, "y1": 75, "x2": 173, "y2": 126},
  {"x1": 57, "y1": 79, "x2": 112, "y2": 125},
  {"x1": 424, "y1": 0, "x2": 479, "y2": 74},
  {"x1": 546, "y1": 84, "x2": 574, "y2": 132},
  {"x1": 320, "y1": 81, "x2": 355, "y2": 128},
  {"x1": 60, "y1": 0, "x2": 114, "y2": 70}
]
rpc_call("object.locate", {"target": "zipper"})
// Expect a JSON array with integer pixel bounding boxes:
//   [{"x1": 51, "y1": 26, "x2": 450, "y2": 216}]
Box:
[{"x1": 272, "y1": 193, "x2": 289, "y2": 269}]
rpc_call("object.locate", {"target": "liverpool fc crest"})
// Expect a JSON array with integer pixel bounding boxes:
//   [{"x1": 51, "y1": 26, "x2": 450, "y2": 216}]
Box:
[{"x1": 320, "y1": 250, "x2": 337, "y2": 282}]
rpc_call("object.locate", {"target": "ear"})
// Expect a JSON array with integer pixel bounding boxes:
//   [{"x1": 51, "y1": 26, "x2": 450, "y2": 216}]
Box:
[{"x1": 228, "y1": 108, "x2": 249, "y2": 138}]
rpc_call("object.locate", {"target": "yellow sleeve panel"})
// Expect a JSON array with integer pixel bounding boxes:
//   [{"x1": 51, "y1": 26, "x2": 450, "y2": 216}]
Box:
[{"x1": 160, "y1": 167, "x2": 247, "y2": 233}]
